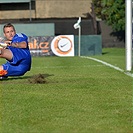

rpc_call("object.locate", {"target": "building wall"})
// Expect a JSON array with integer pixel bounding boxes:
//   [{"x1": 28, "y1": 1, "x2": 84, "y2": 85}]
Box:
[
  {"x1": 36, "y1": 0, "x2": 92, "y2": 18},
  {"x1": 0, "y1": 10, "x2": 35, "y2": 20},
  {"x1": 0, "y1": 0, "x2": 92, "y2": 20}
]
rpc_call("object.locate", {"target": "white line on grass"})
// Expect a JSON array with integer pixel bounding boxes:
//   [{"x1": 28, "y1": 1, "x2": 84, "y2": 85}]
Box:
[
  {"x1": 32, "y1": 64, "x2": 104, "y2": 69},
  {"x1": 81, "y1": 56, "x2": 133, "y2": 78}
]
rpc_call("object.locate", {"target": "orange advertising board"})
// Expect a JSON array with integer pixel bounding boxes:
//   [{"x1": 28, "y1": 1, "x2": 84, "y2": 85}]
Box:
[{"x1": 28, "y1": 35, "x2": 74, "y2": 56}]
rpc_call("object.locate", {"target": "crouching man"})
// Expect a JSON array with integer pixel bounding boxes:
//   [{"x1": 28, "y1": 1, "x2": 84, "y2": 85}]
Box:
[{"x1": 0, "y1": 23, "x2": 31, "y2": 79}]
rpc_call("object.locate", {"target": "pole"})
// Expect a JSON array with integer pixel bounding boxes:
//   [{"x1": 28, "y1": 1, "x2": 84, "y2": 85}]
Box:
[
  {"x1": 29, "y1": 0, "x2": 32, "y2": 21},
  {"x1": 125, "y1": 0, "x2": 132, "y2": 71},
  {"x1": 73, "y1": 17, "x2": 81, "y2": 56},
  {"x1": 78, "y1": 25, "x2": 81, "y2": 56}
]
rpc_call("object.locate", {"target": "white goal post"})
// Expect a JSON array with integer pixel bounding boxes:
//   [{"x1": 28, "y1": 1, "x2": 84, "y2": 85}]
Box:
[{"x1": 125, "y1": 0, "x2": 132, "y2": 71}]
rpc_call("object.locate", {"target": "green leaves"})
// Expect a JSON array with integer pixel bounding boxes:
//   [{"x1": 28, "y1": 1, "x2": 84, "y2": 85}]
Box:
[{"x1": 92, "y1": 0, "x2": 125, "y2": 32}]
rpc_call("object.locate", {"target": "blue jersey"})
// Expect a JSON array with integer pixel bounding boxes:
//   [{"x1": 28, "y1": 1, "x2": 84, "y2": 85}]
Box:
[
  {"x1": 11, "y1": 33, "x2": 29, "y2": 49},
  {"x1": 2, "y1": 33, "x2": 31, "y2": 77}
]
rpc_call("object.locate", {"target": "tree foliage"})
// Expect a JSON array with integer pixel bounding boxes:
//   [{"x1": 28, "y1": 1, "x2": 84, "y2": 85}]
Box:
[{"x1": 92, "y1": 0, "x2": 125, "y2": 32}]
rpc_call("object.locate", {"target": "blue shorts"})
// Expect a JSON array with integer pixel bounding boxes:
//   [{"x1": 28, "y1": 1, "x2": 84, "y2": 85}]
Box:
[{"x1": 2, "y1": 46, "x2": 31, "y2": 77}]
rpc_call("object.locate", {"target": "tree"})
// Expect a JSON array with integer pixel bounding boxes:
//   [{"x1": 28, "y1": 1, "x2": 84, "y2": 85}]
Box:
[{"x1": 92, "y1": 0, "x2": 125, "y2": 32}]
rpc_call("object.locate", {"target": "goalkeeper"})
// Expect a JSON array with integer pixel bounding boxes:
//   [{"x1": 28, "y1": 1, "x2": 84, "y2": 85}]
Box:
[{"x1": 0, "y1": 23, "x2": 31, "y2": 79}]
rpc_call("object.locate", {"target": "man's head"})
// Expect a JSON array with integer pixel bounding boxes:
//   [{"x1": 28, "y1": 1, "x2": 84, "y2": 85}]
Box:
[{"x1": 3, "y1": 23, "x2": 16, "y2": 41}]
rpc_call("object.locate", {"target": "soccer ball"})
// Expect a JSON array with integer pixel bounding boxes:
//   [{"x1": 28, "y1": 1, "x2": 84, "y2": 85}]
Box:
[{"x1": 0, "y1": 43, "x2": 7, "y2": 48}]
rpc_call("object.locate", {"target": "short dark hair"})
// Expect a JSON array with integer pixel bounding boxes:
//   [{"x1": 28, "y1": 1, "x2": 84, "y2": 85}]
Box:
[{"x1": 3, "y1": 23, "x2": 16, "y2": 33}]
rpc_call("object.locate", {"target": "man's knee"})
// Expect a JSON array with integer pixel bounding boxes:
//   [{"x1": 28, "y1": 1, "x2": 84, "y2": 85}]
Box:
[{"x1": 0, "y1": 49, "x2": 13, "y2": 60}]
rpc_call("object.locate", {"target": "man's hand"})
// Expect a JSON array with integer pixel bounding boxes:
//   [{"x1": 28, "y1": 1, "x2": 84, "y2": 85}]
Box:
[{"x1": 4, "y1": 41, "x2": 12, "y2": 46}]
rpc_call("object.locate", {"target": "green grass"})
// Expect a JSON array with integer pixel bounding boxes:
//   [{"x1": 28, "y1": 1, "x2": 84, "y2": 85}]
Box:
[
  {"x1": 95, "y1": 48, "x2": 126, "y2": 70},
  {"x1": 0, "y1": 48, "x2": 132, "y2": 133}
]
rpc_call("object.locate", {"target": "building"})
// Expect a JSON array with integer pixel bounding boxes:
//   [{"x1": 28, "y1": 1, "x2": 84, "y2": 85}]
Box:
[{"x1": 0, "y1": 0, "x2": 92, "y2": 20}]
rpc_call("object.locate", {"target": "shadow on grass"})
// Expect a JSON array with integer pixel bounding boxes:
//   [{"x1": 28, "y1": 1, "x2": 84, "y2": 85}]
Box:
[
  {"x1": 102, "y1": 52, "x2": 109, "y2": 55},
  {"x1": 1, "y1": 73, "x2": 54, "y2": 84}
]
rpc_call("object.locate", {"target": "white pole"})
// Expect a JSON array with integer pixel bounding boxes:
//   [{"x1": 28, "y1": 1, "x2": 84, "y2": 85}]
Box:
[
  {"x1": 78, "y1": 25, "x2": 81, "y2": 56},
  {"x1": 73, "y1": 17, "x2": 81, "y2": 56},
  {"x1": 125, "y1": 0, "x2": 132, "y2": 71}
]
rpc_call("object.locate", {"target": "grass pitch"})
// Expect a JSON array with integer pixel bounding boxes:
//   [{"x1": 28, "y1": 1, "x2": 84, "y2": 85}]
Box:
[{"x1": 0, "y1": 48, "x2": 132, "y2": 133}]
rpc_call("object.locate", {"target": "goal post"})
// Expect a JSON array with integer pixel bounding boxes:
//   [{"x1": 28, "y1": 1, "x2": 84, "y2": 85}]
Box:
[{"x1": 125, "y1": 0, "x2": 132, "y2": 71}]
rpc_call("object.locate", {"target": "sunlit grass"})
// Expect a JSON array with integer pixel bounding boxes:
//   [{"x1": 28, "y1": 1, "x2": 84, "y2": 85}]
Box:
[{"x1": 0, "y1": 48, "x2": 132, "y2": 133}]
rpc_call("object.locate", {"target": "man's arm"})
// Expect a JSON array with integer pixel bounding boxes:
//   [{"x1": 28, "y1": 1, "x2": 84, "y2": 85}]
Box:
[{"x1": 11, "y1": 41, "x2": 27, "y2": 48}]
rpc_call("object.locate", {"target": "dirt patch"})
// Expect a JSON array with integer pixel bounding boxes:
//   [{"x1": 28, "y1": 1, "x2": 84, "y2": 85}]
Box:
[{"x1": 28, "y1": 73, "x2": 47, "y2": 84}]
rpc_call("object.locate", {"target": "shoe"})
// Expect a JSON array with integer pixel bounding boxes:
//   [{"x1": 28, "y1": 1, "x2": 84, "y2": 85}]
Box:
[
  {"x1": 0, "y1": 76, "x2": 8, "y2": 80},
  {"x1": 0, "y1": 70, "x2": 7, "y2": 76}
]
